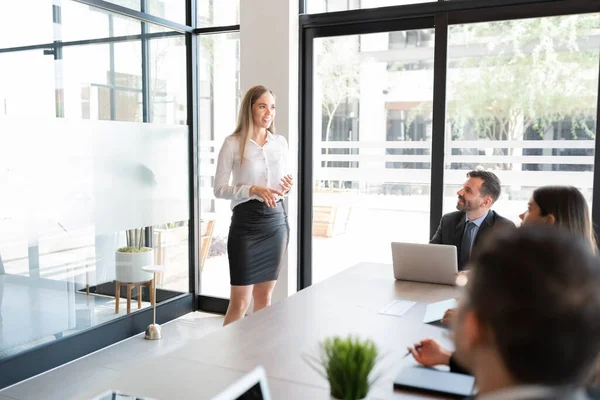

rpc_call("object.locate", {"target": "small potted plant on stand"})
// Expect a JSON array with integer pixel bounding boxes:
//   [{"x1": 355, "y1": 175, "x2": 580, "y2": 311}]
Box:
[
  {"x1": 114, "y1": 228, "x2": 154, "y2": 313},
  {"x1": 304, "y1": 335, "x2": 381, "y2": 400},
  {"x1": 115, "y1": 228, "x2": 154, "y2": 271}
]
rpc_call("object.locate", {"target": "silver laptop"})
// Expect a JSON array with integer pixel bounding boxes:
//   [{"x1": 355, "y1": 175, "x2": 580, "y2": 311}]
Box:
[
  {"x1": 210, "y1": 366, "x2": 272, "y2": 400},
  {"x1": 391, "y1": 242, "x2": 458, "y2": 285}
]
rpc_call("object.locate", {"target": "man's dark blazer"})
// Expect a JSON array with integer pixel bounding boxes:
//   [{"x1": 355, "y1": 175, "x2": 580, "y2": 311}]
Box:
[{"x1": 429, "y1": 209, "x2": 515, "y2": 270}]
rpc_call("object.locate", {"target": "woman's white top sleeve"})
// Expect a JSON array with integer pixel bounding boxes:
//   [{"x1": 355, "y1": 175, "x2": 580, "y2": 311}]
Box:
[{"x1": 213, "y1": 132, "x2": 290, "y2": 210}]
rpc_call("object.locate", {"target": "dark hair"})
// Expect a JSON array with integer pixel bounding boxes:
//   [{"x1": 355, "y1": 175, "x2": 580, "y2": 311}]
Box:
[
  {"x1": 466, "y1": 226, "x2": 600, "y2": 385},
  {"x1": 532, "y1": 186, "x2": 596, "y2": 251},
  {"x1": 466, "y1": 170, "x2": 501, "y2": 202}
]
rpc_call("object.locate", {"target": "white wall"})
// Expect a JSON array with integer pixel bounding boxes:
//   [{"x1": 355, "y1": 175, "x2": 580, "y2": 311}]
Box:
[{"x1": 240, "y1": 0, "x2": 300, "y2": 304}]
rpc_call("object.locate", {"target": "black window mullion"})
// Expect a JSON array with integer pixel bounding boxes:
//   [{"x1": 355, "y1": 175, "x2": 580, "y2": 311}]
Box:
[
  {"x1": 429, "y1": 13, "x2": 448, "y2": 240},
  {"x1": 187, "y1": 0, "x2": 201, "y2": 307},
  {"x1": 108, "y1": 14, "x2": 116, "y2": 121},
  {"x1": 298, "y1": 27, "x2": 315, "y2": 291},
  {"x1": 141, "y1": 0, "x2": 151, "y2": 124}
]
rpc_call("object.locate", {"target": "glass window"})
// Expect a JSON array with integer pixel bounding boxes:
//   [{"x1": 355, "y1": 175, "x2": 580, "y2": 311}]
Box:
[
  {"x1": 311, "y1": 30, "x2": 435, "y2": 284},
  {"x1": 444, "y1": 14, "x2": 600, "y2": 225},
  {"x1": 197, "y1": 0, "x2": 239, "y2": 28},
  {"x1": 0, "y1": 0, "x2": 53, "y2": 48},
  {"x1": 149, "y1": 35, "x2": 187, "y2": 125},
  {"x1": 0, "y1": 1, "x2": 143, "y2": 49},
  {"x1": 0, "y1": 50, "x2": 56, "y2": 118},
  {"x1": 0, "y1": 1, "x2": 186, "y2": 50},
  {"x1": 147, "y1": 0, "x2": 186, "y2": 25},
  {"x1": 61, "y1": 1, "x2": 141, "y2": 42},
  {"x1": 198, "y1": 32, "x2": 240, "y2": 299},
  {"x1": 305, "y1": 0, "x2": 431, "y2": 14},
  {"x1": 62, "y1": 41, "x2": 143, "y2": 122},
  {"x1": 0, "y1": 16, "x2": 190, "y2": 361},
  {"x1": 0, "y1": 116, "x2": 189, "y2": 360}
]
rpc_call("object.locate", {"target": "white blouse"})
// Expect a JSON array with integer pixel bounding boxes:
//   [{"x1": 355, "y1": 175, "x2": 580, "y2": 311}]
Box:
[{"x1": 214, "y1": 132, "x2": 291, "y2": 210}]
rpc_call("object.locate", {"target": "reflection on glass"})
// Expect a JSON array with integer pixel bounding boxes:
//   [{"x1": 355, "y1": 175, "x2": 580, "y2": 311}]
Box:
[
  {"x1": 312, "y1": 30, "x2": 435, "y2": 284},
  {"x1": 198, "y1": 32, "x2": 241, "y2": 299},
  {"x1": 63, "y1": 41, "x2": 143, "y2": 122},
  {"x1": 197, "y1": 0, "x2": 239, "y2": 28},
  {"x1": 444, "y1": 14, "x2": 600, "y2": 224},
  {"x1": 149, "y1": 35, "x2": 187, "y2": 125}
]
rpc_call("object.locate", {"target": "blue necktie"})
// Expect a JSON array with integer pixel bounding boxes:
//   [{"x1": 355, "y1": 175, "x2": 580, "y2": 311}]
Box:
[{"x1": 459, "y1": 221, "x2": 477, "y2": 270}]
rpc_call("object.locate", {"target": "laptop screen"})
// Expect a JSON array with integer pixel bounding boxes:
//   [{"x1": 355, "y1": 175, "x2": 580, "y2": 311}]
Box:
[
  {"x1": 210, "y1": 366, "x2": 272, "y2": 400},
  {"x1": 235, "y1": 382, "x2": 265, "y2": 400}
]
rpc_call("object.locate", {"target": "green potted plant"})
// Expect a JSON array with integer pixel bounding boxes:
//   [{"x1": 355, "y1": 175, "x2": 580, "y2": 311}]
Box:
[{"x1": 304, "y1": 335, "x2": 381, "y2": 400}]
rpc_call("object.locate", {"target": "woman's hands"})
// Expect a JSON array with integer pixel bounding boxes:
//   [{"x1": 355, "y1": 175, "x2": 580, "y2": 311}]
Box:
[
  {"x1": 249, "y1": 175, "x2": 293, "y2": 208},
  {"x1": 249, "y1": 186, "x2": 283, "y2": 208},
  {"x1": 279, "y1": 174, "x2": 293, "y2": 194}
]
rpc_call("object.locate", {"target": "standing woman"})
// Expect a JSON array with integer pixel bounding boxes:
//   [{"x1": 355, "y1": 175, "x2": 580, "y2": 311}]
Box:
[{"x1": 214, "y1": 85, "x2": 293, "y2": 326}]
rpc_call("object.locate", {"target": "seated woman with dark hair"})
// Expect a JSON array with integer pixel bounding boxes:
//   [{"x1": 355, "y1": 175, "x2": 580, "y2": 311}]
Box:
[
  {"x1": 408, "y1": 185, "x2": 599, "y2": 392},
  {"x1": 519, "y1": 185, "x2": 596, "y2": 251}
]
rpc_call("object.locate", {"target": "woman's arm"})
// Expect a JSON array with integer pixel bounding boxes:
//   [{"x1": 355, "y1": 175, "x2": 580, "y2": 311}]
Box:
[
  {"x1": 278, "y1": 136, "x2": 293, "y2": 197},
  {"x1": 213, "y1": 138, "x2": 252, "y2": 200}
]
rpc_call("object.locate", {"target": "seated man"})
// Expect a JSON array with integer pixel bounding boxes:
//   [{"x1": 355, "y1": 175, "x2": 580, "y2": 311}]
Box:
[
  {"x1": 430, "y1": 170, "x2": 514, "y2": 270},
  {"x1": 411, "y1": 226, "x2": 600, "y2": 399}
]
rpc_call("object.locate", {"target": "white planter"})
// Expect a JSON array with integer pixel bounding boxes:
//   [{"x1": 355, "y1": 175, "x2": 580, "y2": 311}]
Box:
[{"x1": 115, "y1": 248, "x2": 154, "y2": 283}]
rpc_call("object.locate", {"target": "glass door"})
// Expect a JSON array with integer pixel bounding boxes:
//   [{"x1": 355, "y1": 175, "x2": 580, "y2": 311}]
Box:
[{"x1": 308, "y1": 22, "x2": 436, "y2": 284}]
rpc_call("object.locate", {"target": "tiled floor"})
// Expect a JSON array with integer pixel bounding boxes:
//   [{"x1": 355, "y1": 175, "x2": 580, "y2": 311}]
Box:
[{"x1": 0, "y1": 312, "x2": 225, "y2": 400}]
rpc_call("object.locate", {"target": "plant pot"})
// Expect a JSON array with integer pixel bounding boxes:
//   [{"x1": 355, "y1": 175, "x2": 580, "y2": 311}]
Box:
[
  {"x1": 115, "y1": 248, "x2": 154, "y2": 283},
  {"x1": 330, "y1": 394, "x2": 367, "y2": 400},
  {"x1": 329, "y1": 387, "x2": 368, "y2": 400}
]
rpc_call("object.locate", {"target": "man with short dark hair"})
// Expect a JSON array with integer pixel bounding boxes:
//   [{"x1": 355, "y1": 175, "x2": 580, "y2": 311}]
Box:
[
  {"x1": 448, "y1": 226, "x2": 600, "y2": 399},
  {"x1": 430, "y1": 170, "x2": 514, "y2": 270}
]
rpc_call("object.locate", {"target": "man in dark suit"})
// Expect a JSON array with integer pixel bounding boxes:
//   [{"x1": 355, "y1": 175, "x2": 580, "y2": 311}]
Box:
[{"x1": 430, "y1": 170, "x2": 514, "y2": 270}]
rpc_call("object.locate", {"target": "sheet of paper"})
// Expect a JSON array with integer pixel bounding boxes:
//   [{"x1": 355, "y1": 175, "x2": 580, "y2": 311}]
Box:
[
  {"x1": 378, "y1": 300, "x2": 417, "y2": 317},
  {"x1": 423, "y1": 298, "x2": 458, "y2": 324}
]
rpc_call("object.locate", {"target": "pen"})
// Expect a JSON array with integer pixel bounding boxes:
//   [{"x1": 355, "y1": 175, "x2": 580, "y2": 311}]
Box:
[{"x1": 403, "y1": 344, "x2": 423, "y2": 358}]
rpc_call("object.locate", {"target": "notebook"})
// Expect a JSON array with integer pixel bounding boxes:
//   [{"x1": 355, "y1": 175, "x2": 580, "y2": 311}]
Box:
[{"x1": 393, "y1": 366, "x2": 475, "y2": 398}]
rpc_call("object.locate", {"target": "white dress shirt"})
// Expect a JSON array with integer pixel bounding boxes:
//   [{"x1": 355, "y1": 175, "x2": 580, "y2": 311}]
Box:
[{"x1": 214, "y1": 131, "x2": 290, "y2": 210}]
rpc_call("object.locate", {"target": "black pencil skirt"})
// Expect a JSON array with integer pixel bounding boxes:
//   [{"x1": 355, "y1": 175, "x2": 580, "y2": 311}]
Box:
[{"x1": 227, "y1": 200, "x2": 290, "y2": 286}]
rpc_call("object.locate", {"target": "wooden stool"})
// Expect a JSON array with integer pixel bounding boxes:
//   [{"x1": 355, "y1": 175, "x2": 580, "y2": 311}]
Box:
[{"x1": 115, "y1": 280, "x2": 154, "y2": 314}]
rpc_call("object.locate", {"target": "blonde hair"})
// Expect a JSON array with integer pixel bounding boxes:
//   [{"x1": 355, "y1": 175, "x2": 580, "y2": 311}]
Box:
[{"x1": 232, "y1": 85, "x2": 276, "y2": 162}]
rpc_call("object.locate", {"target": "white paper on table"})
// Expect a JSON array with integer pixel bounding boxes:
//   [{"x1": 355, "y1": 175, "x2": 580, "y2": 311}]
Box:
[
  {"x1": 378, "y1": 300, "x2": 417, "y2": 317},
  {"x1": 423, "y1": 298, "x2": 458, "y2": 323}
]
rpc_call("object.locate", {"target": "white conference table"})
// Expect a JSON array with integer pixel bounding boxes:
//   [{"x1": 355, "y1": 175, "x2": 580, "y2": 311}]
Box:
[{"x1": 79, "y1": 262, "x2": 462, "y2": 400}]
